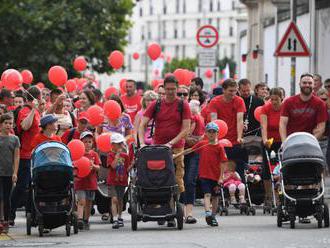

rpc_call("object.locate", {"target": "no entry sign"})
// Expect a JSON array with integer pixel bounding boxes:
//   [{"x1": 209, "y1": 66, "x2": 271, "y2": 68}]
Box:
[{"x1": 196, "y1": 25, "x2": 219, "y2": 48}]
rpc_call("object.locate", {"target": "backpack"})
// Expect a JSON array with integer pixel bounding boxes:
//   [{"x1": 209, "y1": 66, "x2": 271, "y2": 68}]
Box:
[
  {"x1": 12, "y1": 105, "x2": 32, "y2": 139},
  {"x1": 149, "y1": 97, "x2": 184, "y2": 138},
  {"x1": 67, "y1": 127, "x2": 77, "y2": 143}
]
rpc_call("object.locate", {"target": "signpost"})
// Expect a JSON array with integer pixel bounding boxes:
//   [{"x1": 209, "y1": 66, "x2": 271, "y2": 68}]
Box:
[{"x1": 196, "y1": 25, "x2": 219, "y2": 91}]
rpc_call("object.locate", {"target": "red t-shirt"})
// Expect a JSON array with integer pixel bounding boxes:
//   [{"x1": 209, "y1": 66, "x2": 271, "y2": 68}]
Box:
[
  {"x1": 61, "y1": 128, "x2": 81, "y2": 144},
  {"x1": 144, "y1": 98, "x2": 192, "y2": 148},
  {"x1": 107, "y1": 152, "x2": 130, "y2": 186},
  {"x1": 280, "y1": 95, "x2": 328, "y2": 135},
  {"x1": 201, "y1": 104, "x2": 210, "y2": 125},
  {"x1": 74, "y1": 150, "x2": 100, "y2": 190},
  {"x1": 192, "y1": 114, "x2": 205, "y2": 136},
  {"x1": 261, "y1": 103, "x2": 281, "y2": 142},
  {"x1": 192, "y1": 140, "x2": 227, "y2": 181},
  {"x1": 16, "y1": 107, "x2": 41, "y2": 159},
  {"x1": 121, "y1": 94, "x2": 142, "y2": 123},
  {"x1": 208, "y1": 95, "x2": 246, "y2": 145},
  {"x1": 31, "y1": 133, "x2": 62, "y2": 150}
]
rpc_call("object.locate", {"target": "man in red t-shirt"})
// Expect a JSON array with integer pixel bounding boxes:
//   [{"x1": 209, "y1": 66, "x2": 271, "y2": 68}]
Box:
[
  {"x1": 10, "y1": 86, "x2": 42, "y2": 224},
  {"x1": 139, "y1": 76, "x2": 191, "y2": 197},
  {"x1": 280, "y1": 73, "x2": 328, "y2": 142},
  {"x1": 121, "y1": 80, "x2": 142, "y2": 123},
  {"x1": 208, "y1": 79, "x2": 247, "y2": 179}
]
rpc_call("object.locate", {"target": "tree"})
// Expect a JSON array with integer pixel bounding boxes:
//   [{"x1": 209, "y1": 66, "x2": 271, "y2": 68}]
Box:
[
  {"x1": 0, "y1": 0, "x2": 133, "y2": 82},
  {"x1": 163, "y1": 58, "x2": 197, "y2": 73}
]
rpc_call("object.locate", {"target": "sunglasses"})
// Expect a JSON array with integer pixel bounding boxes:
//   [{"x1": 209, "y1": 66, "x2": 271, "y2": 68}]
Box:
[
  {"x1": 177, "y1": 93, "x2": 188, "y2": 97},
  {"x1": 324, "y1": 85, "x2": 330, "y2": 89}
]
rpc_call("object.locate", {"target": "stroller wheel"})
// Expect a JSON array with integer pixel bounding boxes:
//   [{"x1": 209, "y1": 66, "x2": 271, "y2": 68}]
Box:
[
  {"x1": 176, "y1": 202, "x2": 184, "y2": 230},
  {"x1": 72, "y1": 214, "x2": 79, "y2": 234},
  {"x1": 66, "y1": 223, "x2": 71, "y2": 236},
  {"x1": 26, "y1": 212, "x2": 32, "y2": 235},
  {"x1": 251, "y1": 208, "x2": 256, "y2": 216},
  {"x1": 131, "y1": 202, "x2": 138, "y2": 231},
  {"x1": 224, "y1": 208, "x2": 229, "y2": 216},
  {"x1": 38, "y1": 224, "x2": 44, "y2": 237},
  {"x1": 324, "y1": 203, "x2": 329, "y2": 228},
  {"x1": 91, "y1": 207, "x2": 96, "y2": 216},
  {"x1": 290, "y1": 216, "x2": 295, "y2": 229}
]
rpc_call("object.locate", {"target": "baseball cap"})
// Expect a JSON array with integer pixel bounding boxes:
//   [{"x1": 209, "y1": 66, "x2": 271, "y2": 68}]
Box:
[
  {"x1": 206, "y1": 122, "x2": 219, "y2": 132},
  {"x1": 78, "y1": 112, "x2": 89, "y2": 122},
  {"x1": 40, "y1": 114, "x2": 58, "y2": 128},
  {"x1": 80, "y1": 131, "x2": 94, "y2": 140},
  {"x1": 111, "y1": 133, "x2": 125, "y2": 144}
]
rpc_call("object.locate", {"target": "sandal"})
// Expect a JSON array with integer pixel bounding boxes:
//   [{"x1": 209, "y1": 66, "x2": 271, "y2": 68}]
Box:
[
  {"x1": 101, "y1": 214, "x2": 109, "y2": 221},
  {"x1": 185, "y1": 216, "x2": 197, "y2": 224},
  {"x1": 210, "y1": 217, "x2": 219, "y2": 227}
]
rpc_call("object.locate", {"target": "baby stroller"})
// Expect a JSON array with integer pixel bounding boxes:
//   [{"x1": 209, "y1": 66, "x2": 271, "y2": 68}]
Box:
[
  {"x1": 242, "y1": 136, "x2": 266, "y2": 215},
  {"x1": 277, "y1": 132, "x2": 329, "y2": 229},
  {"x1": 264, "y1": 149, "x2": 279, "y2": 215},
  {"x1": 26, "y1": 141, "x2": 78, "y2": 236},
  {"x1": 129, "y1": 145, "x2": 184, "y2": 230}
]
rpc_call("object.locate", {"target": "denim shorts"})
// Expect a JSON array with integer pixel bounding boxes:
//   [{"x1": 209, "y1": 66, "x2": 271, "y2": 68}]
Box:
[
  {"x1": 108, "y1": 185, "x2": 126, "y2": 199},
  {"x1": 76, "y1": 190, "x2": 95, "y2": 201},
  {"x1": 200, "y1": 178, "x2": 219, "y2": 196}
]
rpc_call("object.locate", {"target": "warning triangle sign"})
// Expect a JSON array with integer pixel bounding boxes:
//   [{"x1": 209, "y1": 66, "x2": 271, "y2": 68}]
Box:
[{"x1": 274, "y1": 21, "x2": 310, "y2": 57}]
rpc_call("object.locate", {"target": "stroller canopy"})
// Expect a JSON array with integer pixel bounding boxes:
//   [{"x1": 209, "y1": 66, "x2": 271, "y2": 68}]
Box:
[
  {"x1": 32, "y1": 141, "x2": 73, "y2": 170},
  {"x1": 281, "y1": 132, "x2": 326, "y2": 167}
]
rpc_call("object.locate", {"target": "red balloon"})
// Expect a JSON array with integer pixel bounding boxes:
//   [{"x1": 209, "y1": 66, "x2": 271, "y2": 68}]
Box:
[
  {"x1": 173, "y1": 68, "x2": 190, "y2": 85},
  {"x1": 213, "y1": 119, "x2": 228, "y2": 139},
  {"x1": 147, "y1": 43, "x2": 161, "y2": 60},
  {"x1": 65, "y1": 79, "x2": 77, "y2": 93},
  {"x1": 73, "y1": 156, "x2": 91, "y2": 178},
  {"x1": 96, "y1": 133, "x2": 112, "y2": 153},
  {"x1": 151, "y1": 79, "x2": 162, "y2": 89},
  {"x1": 67, "y1": 139, "x2": 85, "y2": 161},
  {"x1": 103, "y1": 100, "x2": 122, "y2": 120},
  {"x1": 133, "y1": 52, "x2": 140, "y2": 60},
  {"x1": 219, "y1": 139, "x2": 233, "y2": 148},
  {"x1": 119, "y1": 79, "x2": 127, "y2": 93},
  {"x1": 87, "y1": 105, "x2": 104, "y2": 126},
  {"x1": 104, "y1": 87, "x2": 119, "y2": 99},
  {"x1": 21, "y1": 70, "x2": 33, "y2": 84},
  {"x1": 108, "y1": 50, "x2": 124, "y2": 69},
  {"x1": 36, "y1": 82, "x2": 45, "y2": 89},
  {"x1": 205, "y1": 69, "x2": 213, "y2": 79},
  {"x1": 4, "y1": 69, "x2": 22, "y2": 90},
  {"x1": 254, "y1": 106, "x2": 263, "y2": 122},
  {"x1": 48, "y1": 66, "x2": 68, "y2": 87},
  {"x1": 73, "y1": 56, "x2": 87, "y2": 71}
]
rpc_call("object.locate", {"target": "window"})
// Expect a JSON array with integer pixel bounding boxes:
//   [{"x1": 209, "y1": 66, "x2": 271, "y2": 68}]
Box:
[
  {"x1": 216, "y1": 18, "x2": 220, "y2": 31},
  {"x1": 182, "y1": 20, "x2": 186, "y2": 38},
  {"x1": 174, "y1": 20, "x2": 178, "y2": 38},
  {"x1": 163, "y1": 0, "x2": 167, "y2": 14},
  {"x1": 210, "y1": 0, "x2": 213, "y2": 12},
  {"x1": 183, "y1": 0, "x2": 186, "y2": 13},
  {"x1": 231, "y1": 44, "x2": 235, "y2": 59},
  {"x1": 128, "y1": 31, "x2": 132, "y2": 43},
  {"x1": 197, "y1": 19, "x2": 201, "y2": 28},
  {"x1": 208, "y1": 18, "x2": 212, "y2": 25},
  {"x1": 139, "y1": 7, "x2": 143, "y2": 17},
  {"x1": 198, "y1": 0, "x2": 202, "y2": 12},
  {"x1": 176, "y1": 0, "x2": 180, "y2": 13},
  {"x1": 217, "y1": 0, "x2": 221, "y2": 11},
  {"x1": 162, "y1": 21, "x2": 167, "y2": 38},
  {"x1": 128, "y1": 55, "x2": 132, "y2": 72},
  {"x1": 182, "y1": 45, "x2": 186, "y2": 58},
  {"x1": 150, "y1": 5, "x2": 153, "y2": 15},
  {"x1": 141, "y1": 26, "x2": 145, "y2": 41},
  {"x1": 147, "y1": 22, "x2": 151, "y2": 39},
  {"x1": 232, "y1": 0, "x2": 235, "y2": 10},
  {"x1": 229, "y1": 26, "x2": 233, "y2": 37},
  {"x1": 175, "y1": 45, "x2": 179, "y2": 58}
]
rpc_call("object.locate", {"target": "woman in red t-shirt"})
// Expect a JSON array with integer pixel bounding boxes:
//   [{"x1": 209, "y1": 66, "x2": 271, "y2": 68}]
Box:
[{"x1": 260, "y1": 87, "x2": 284, "y2": 207}]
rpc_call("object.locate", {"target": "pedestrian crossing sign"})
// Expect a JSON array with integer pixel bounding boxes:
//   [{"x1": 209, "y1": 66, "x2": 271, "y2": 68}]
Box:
[{"x1": 274, "y1": 21, "x2": 311, "y2": 57}]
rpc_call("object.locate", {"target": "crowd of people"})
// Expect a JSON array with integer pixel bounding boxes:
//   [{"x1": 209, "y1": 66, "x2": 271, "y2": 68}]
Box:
[{"x1": 0, "y1": 71, "x2": 329, "y2": 233}]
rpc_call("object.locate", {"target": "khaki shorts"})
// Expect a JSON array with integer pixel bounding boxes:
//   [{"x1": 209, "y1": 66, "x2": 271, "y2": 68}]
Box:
[{"x1": 108, "y1": 185, "x2": 126, "y2": 199}]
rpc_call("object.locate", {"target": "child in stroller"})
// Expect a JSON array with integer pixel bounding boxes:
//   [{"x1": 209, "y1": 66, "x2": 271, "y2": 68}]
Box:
[{"x1": 223, "y1": 160, "x2": 246, "y2": 205}]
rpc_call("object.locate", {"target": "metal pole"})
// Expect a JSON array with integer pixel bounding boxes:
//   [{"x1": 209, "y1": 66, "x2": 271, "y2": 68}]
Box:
[
  {"x1": 145, "y1": 41, "x2": 149, "y2": 84},
  {"x1": 290, "y1": 0, "x2": 297, "y2": 96},
  {"x1": 309, "y1": 0, "x2": 315, "y2": 73},
  {"x1": 274, "y1": 6, "x2": 279, "y2": 86}
]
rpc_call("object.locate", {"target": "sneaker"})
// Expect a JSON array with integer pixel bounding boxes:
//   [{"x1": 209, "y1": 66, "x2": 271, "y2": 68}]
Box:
[
  {"x1": 8, "y1": 220, "x2": 15, "y2": 227},
  {"x1": 112, "y1": 220, "x2": 120, "y2": 229},
  {"x1": 167, "y1": 220, "x2": 176, "y2": 227},
  {"x1": 210, "y1": 216, "x2": 218, "y2": 227},
  {"x1": 118, "y1": 218, "x2": 124, "y2": 227},
  {"x1": 83, "y1": 221, "x2": 90, "y2": 230},
  {"x1": 185, "y1": 216, "x2": 197, "y2": 224},
  {"x1": 78, "y1": 219, "x2": 84, "y2": 230},
  {"x1": 205, "y1": 215, "x2": 212, "y2": 226}
]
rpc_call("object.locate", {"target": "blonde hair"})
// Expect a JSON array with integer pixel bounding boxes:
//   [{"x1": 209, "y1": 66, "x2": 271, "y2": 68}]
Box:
[
  {"x1": 317, "y1": 88, "x2": 328, "y2": 97},
  {"x1": 142, "y1": 90, "x2": 158, "y2": 109}
]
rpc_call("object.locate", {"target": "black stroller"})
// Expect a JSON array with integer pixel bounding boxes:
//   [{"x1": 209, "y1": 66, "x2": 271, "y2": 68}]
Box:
[
  {"x1": 129, "y1": 145, "x2": 184, "y2": 230},
  {"x1": 277, "y1": 132, "x2": 330, "y2": 229},
  {"x1": 26, "y1": 141, "x2": 78, "y2": 236}
]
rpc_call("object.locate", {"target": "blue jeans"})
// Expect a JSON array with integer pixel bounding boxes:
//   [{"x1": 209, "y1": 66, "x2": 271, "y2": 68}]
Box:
[
  {"x1": 183, "y1": 153, "x2": 200, "y2": 205},
  {"x1": 10, "y1": 159, "x2": 31, "y2": 220}
]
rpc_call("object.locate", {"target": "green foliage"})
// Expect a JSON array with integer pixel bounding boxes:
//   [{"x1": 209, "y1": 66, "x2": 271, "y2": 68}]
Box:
[
  {"x1": 0, "y1": 0, "x2": 133, "y2": 83},
  {"x1": 217, "y1": 57, "x2": 236, "y2": 78},
  {"x1": 163, "y1": 58, "x2": 198, "y2": 73}
]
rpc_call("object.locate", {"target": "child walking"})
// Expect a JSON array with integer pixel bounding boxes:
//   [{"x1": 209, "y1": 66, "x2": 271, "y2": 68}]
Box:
[
  {"x1": 0, "y1": 113, "x2": 20, "y2": 234},
  {"x1": 107, "y1": 133, "x2": 130, "y2": 229},
  {"x1": 223, "y1": 160, "x2": 246, "y2": 204},
  {"x1": 175, "y1": 122, "x2": 227, "y2": 226},
  {"x1": 74, "y1": 131, "x2": 100, "y2": 230}
]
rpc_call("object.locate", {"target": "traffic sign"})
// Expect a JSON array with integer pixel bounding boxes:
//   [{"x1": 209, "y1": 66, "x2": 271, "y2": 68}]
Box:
[
  {"x1": 197, "y1": 48, "x2": 217, "y2": 67},
  {"x1": 196, "y1": 25, "x2": 219, "y2": 48},
  {"x1": 274, "y1": 21, "x2": 310, "y2": 57}
]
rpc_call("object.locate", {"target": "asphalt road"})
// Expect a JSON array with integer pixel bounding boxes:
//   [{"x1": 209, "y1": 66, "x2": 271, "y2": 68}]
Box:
[{"x1": 1, "y1": 205, "x2": 330, "y2": 248}]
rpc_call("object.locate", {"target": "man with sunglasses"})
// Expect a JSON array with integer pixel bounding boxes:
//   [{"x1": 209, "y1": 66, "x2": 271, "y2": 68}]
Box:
[
  {"x1": 139, "y1": 76, "x2": 191, "y2": 227},
  {"x1": 177, "y1": 85, "x2": 189, "y2": 101},
  {"x1": 280, "y1": 73, "x2": 328, "y2": 142}
]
